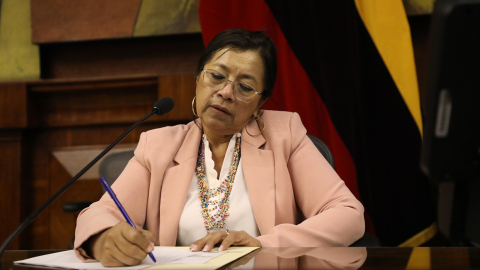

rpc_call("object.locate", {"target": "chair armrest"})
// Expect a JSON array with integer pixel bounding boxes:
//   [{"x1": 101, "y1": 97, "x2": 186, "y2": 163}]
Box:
[{"x1": 62, "y1": 201, "x2": 93, "y2": 213}]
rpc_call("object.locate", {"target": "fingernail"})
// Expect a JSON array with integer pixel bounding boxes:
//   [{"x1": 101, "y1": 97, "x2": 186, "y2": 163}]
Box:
[
  {"x1": 190, "y1": 244, "x2": 197, "y2": 250},
  {"x1": 218, "y1": 244, "x2": 225, "y2": 251},
  {"x1": 203, "y1": 245, "x2": 210, "y2": 252},
  {"x1": 147, "y1": 243, "x2": 154, "y2": 253}
]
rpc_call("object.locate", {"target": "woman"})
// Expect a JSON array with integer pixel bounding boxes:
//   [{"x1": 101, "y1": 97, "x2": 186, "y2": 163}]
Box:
[{"x1": 74, "y1": 29, "x2": 365, "y2": 266}]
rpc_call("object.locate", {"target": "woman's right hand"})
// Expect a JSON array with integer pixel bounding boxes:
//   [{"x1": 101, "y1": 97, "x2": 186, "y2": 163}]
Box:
[{"x1": 87, "y1": 221, "x2": 156, "y2": 267}]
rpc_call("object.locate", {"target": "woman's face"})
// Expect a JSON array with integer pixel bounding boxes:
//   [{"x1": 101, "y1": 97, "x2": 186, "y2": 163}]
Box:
[{"x1": 196, "y1": 48, "x2": 265, "y2": 137}]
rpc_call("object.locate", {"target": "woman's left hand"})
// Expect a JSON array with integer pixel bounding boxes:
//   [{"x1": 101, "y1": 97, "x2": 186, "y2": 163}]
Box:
[{"x1": 190, "y1": 230, "x2": 261, "y2": 252}]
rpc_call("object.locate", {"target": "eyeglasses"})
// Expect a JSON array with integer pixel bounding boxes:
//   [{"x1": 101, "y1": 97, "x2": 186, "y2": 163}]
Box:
[{"x1": 202, "y1": 69, "x2": 262, "y2": 103}]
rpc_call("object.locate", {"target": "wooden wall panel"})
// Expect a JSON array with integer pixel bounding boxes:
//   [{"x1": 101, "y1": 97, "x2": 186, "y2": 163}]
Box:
[
  {"x1": 158, "y1": 73, "x2": 197, "y2": 121},
  {"x1": 0, "y1": 83, "x2": 27, "y2": 128},
  {"x1": 31, "y1": 0, "x2": 141, "y2": 43},
  {"x1": 26, "y1": 122, "x2": 176, "y2": 249},
  {"x1": 21, "y1": 134, "x2": 50, "y2": 250},
  {"x1": 1, "y1": 74, "x2": 193, "y2": 249},
  {"x1": 0, "y1": 132, "x2": 22, "y2": 250},
  {"x1": 39, "y1": 34, "x2": 204, "y2": 79},
  {"x1": 48, "y1": 154, "x2": 103, "y2": 249},
  {"x1": 28, "y1": 76, "x2": 159, "y2": 127}
]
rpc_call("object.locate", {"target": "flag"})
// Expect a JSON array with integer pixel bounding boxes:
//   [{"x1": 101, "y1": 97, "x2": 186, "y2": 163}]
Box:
[{"x1": 199, "y1": 0, "x2": 436, "y2": 246}]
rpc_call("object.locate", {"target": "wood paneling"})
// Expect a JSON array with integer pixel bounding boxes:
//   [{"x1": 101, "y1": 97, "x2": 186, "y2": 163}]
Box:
[
  {"x1": 0, "y1": 74, "x2": 194, "y2": 249},
  {"x1": 39, "y1": 34, "x2": 204, "y2": 79},
  {"x1": 48, "y1": 154, "x2": 103, "y2": 249},
  {"x1": 0, "y1": 132, "x2": 22, "y2": 250},
  {"x1": 24, "y1": 125, "x2": 140, "y2": 249},
  {"x1": 31, "y1": 0, "x2": 141, "y2": 43},
  {"x1": 2, "y1": 8, "x2": 201, "y2": 250},
  {"x1": 0, "y1": 84, "x2": 27, "y2": 128},
  {"x1": 28, "y1": 75, "x2": 159, "y2": 127},
  {"x1": 158, "y1": 73, "x2": 197, "y2": 122}
]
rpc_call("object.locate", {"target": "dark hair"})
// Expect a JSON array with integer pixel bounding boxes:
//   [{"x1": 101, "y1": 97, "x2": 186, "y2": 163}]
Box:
[{"x1": 196, "y1": 29, "x2": 277, "y2": 101}]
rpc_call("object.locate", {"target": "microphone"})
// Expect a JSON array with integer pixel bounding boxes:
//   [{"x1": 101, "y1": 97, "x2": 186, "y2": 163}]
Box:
[
  {"x1": 153, "y1": 97, "x2": 174, "y2": 116},
  {"x1": 0, "y1": 97, "x2": 174, "y2": 258}
]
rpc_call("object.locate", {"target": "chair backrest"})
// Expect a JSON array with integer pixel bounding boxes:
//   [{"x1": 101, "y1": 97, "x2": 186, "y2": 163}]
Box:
[
  {"x1": 99, "y1": 137, "x2": 333, "y2": 187},
  {"x1": 97, "y1": 136, "x2": 334, "y2": 187},
  {"x1": 306, "y1": 134, "x2": 381, "y2": 246},
  {"x1": 307, "y1": 134, "x2": 335, "y2": 169},
  {"x1": 98, "y1": 150, "x2": 134, "y2": 190}
]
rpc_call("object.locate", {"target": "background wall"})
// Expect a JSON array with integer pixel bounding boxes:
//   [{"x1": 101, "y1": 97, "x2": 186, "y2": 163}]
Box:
[
  {"x1": 0, "y1": 0, "x2": 435, "y2": 249},
  {"x1": 0, "y1": 0, "x2": 203, "y2": 250},
  {"x1": 0, "y1": 0, "x2": 39, "y2": 81}
]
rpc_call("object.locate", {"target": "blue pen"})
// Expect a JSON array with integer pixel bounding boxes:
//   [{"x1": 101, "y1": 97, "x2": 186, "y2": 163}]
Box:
[{"x1": 99, "y1": 177, "x2": 157, "y2": 263}]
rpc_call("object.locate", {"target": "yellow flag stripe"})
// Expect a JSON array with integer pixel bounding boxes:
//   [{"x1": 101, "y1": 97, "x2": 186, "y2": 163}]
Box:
[
  {"x1": 398, "y1": 223, "x2": 437, "y2": 247},
  {"x1": 354, "y1": 0, "x2": 423, "y2": 136},
  {"x1": 406, "y1": 247, "x2": 431, "y2": 269}
]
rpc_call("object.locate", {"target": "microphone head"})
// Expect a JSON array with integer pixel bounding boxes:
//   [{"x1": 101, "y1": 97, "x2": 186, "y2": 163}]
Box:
[{"x1": 152, "y1": 97, "x2": 175, "y2": 115}]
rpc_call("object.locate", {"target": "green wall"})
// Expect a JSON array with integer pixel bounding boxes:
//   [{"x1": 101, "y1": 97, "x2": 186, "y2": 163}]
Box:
[{"x1": 0, "y1": 0, "x2": 40, "y2": 81}]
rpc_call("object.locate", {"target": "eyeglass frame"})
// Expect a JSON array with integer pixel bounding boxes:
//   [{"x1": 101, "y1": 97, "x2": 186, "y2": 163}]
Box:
[{"x1": 202, "y1": 69, "x2": 263, "y2": 103}]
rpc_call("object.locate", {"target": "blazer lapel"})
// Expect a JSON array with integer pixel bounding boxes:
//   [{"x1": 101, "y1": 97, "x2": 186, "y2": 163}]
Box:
[
  {"x1": 159, "y1": 124, "x2": 201, "y2": 245},
  {"x1": 241, "y1": 120, "x2": 276, "y2": 235}
]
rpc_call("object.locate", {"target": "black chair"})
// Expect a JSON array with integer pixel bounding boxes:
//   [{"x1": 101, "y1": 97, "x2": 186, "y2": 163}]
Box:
[
  {"x1": 307, "y1": 134, "x2": 335, "y2": 169},
  {"x1": 98, "y1": 150, "x2": 135, "y2": 188},
  {"x1": 62, "y1": 150, "x2": 135, "y2": 247},
  {"x1": 307, "y1": 134, "x2": 380, "y2": 247},
  {"x1": 62, "y1": 151, "x2": 135, "y2": 213}
]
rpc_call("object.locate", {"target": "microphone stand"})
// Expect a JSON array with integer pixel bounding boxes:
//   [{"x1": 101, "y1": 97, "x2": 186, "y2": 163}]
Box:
[{"x1": 0, "y1": 99, "x2": 172, "y2": 259}]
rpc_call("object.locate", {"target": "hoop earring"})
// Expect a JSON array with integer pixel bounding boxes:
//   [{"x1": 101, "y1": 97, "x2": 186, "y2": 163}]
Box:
[
  {"x1": 192, "y1": 96, "x2": 198, "y2": 117},
  {"x1": 245, "y1": 116, "x2": 266, "y2": 137}
]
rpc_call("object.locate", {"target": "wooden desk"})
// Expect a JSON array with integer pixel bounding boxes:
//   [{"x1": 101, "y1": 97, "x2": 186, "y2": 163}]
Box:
[{"x1": 2, "y1": 247, "x2": 480, "y2": 269}]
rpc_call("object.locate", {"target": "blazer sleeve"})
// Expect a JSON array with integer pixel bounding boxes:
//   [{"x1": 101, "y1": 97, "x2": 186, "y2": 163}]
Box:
[
  {"x1": 257, "y1": 113, "x2": 365, "y2": 247},
  {"x1": 73, "y1": 132, "x2": 152, "y2": 261}
]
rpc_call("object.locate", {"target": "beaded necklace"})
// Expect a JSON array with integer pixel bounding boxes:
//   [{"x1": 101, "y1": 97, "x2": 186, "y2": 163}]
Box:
[{"x1": 195, "y1": 134, "x2": 241, "y2": 233}]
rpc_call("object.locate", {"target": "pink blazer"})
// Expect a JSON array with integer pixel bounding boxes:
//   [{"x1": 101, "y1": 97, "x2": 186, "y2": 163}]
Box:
[{"x1": 74, "y1": 110, "x2": 365, "y2": 260}]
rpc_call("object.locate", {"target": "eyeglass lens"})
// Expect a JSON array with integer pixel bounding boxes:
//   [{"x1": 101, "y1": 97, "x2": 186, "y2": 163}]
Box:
[{"x1": 203, "y1": 70, "x2": 257, "y2": 102}]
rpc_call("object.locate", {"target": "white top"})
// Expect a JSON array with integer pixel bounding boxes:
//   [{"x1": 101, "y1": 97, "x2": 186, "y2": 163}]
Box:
[{"x1": 176, "y1": 133, "x2": 260, "y2": 245}]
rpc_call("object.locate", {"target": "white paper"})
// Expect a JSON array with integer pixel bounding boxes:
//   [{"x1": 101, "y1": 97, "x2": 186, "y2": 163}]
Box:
[
  {"x1": 14, "y1": 247, "x2": 224, "y2": 270},
  {"x1": 167, "y1": 251, "x2": 225, "y2": 264}
]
